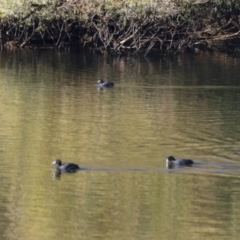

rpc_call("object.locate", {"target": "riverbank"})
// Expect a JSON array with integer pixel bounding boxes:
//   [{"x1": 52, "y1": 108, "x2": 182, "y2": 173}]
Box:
[{"x1": 0, "y1": 0, "x2": 240, "y2": 55}]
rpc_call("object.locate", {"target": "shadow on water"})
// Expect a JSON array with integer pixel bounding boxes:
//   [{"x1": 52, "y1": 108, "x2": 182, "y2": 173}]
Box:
[{"x1": 53, "y1": 161, "x2": 240, "y2": 179}]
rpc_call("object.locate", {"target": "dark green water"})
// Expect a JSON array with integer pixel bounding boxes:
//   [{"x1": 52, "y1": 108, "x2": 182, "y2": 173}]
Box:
[{"x1": 0, "y1": 49, "x2": 240, "y2": 240}]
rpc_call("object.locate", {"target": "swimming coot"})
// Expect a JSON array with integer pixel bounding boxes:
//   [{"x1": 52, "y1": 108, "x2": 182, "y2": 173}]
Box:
[
  {"x1": 166, "y1": 156, "x2": 194, "y2": 166},
  {"x1": 97, "y1": 79, "x2": 114, "y2": 88},
  {"x1": 52, "y1": 159, "x2": 80, "y2": 172}
]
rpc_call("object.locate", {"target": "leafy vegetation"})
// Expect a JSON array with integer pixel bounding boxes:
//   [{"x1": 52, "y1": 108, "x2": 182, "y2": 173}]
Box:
[{"x1": 0, "y1": 0, "x2": 240, "y2": 54}]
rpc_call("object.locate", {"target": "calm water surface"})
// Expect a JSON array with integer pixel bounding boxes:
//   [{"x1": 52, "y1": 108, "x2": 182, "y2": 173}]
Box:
[{"x1": 0, "y1": 49, "x2": 240, "y2": 239}]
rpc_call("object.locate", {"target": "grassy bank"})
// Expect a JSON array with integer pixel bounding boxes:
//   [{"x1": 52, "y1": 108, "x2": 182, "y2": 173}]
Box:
[{"x1": 0, "y1": 0, "x2": 240, "y2": 55}]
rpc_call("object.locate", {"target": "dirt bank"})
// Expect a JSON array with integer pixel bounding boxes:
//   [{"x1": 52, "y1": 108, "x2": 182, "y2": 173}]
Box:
[{"x1": 1, "y1": 0, "x2": 240, "y2": 55}]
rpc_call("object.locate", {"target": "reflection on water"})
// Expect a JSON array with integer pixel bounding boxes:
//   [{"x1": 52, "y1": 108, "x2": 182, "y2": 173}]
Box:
[{"x1": 0, "y1": 49, "x2": 240, "y2": 239}]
